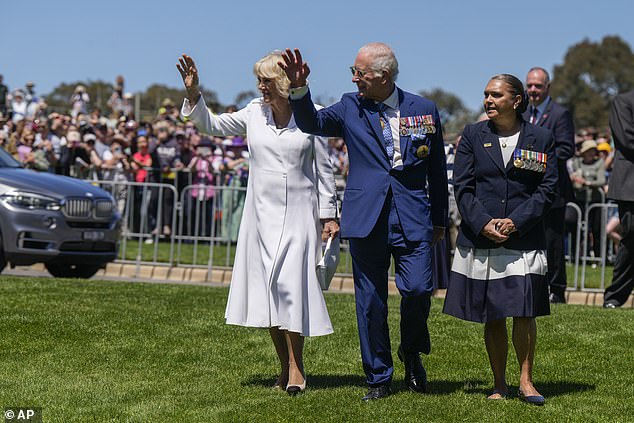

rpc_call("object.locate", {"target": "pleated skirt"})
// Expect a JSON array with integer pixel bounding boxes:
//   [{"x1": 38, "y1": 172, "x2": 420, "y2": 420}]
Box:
[{"x1": 443, "y1": 246, "x2": 550, "y2": 323}]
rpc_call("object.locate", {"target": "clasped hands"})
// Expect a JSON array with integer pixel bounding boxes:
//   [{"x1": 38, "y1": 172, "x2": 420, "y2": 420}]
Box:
[
  {"x1": 321, "y1": 219, "x2": 340, "y2": 242},
  {"x1": 481, "y1": 218, "x2": 516, "y2": 243}
]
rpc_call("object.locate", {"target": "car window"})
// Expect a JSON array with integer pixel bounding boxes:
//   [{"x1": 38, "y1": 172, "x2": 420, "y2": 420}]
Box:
[{"x1": 0, "y1": 147, "x2": 23, "y2": 168}]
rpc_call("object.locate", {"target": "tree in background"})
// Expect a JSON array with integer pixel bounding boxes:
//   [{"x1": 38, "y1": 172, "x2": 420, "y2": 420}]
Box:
[
  {"x1": 420, "y1": 88, "x2": 477, "y2": 136},
  {"x1": 234, "y1": 90, "x2": 257, "y2": 109},
  {"x1": 551, "y1": 35, "x2": 634, "y2": 129},
  {"x1": 142, "y1": 84, "x2": 221, "y2": 115}
]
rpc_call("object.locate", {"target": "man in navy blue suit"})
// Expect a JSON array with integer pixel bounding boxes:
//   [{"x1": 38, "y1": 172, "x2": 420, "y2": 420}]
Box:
[
  {"x1": 279, "y1": 43, "x2": 448, "y2": 401},
  {"x1": 524, "y1": 67, "x2": 575, "y2": 303}
]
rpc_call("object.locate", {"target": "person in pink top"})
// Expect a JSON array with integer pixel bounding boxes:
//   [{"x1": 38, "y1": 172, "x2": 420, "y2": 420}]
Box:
[
  {"x1": 130, "y1": 135, "x2": 155, "y2": 235},
  {"x1": 187, "y1": 137, "x2": 216, "y2": 237}
]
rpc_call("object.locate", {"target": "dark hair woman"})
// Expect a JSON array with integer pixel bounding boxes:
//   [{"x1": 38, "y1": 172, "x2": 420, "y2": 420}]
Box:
[{"x1": 443, "y1": 74, "x2": 558, "y2": 405}]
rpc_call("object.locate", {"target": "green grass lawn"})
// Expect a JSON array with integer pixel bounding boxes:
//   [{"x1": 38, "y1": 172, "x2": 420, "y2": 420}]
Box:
[{"x1": 1, "y1": 277, "x2": 632, "y2": 422}]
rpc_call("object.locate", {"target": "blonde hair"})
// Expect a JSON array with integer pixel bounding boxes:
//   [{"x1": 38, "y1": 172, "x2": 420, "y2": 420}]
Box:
[{"x1": 253, "y1": 51, "x2": 291, "y2": 98}]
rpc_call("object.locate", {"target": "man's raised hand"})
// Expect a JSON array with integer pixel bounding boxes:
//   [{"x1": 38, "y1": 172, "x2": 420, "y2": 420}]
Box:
[{"x1": 278, "y1": 48, "x2": 310, "y2": 88}]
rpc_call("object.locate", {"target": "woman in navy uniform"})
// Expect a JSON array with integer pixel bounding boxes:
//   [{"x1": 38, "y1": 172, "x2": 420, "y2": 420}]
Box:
[{"x1": 443, "y1": 74, "x2": 557, "y2": 404}]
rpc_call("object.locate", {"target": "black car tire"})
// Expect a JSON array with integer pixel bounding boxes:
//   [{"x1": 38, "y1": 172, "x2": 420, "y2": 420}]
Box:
[
  {"x1": 0, "y1": 243, "x2": 6, "y2": 274},
  {"x1": 45, "y1": 263, "x2": 101, "y2": 279}
]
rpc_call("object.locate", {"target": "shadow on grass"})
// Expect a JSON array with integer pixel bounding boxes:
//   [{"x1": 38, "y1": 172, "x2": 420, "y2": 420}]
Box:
[
  {"x1": 458, "y1": 380, "x2": 596, "y2": 398},
  {"x1": 244, "y1": 373, "x2": 366, "y2": 389},
  {"x1": 245, "y1": 375, "x2": 595, "y2": 398}
]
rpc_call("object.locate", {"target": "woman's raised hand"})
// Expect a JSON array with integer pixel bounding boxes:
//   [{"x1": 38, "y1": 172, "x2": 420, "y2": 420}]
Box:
[
  {"x1": 278, "y1": 48, "x2": 310, "y2": 88},
  {"x1": 177, "y1": 54, "x2": 200, "y2": 103}
]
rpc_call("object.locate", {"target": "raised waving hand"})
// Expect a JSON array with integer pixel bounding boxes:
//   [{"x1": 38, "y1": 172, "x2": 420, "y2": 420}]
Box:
[
  {"x1": 177, "y1": 54, "x2": 201, "y2": 104},
  {"x1": 278, "y1": 48, "x2": 310, "y2": 88}
]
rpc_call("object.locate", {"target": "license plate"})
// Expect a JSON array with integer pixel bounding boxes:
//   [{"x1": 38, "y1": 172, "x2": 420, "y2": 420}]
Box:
[{"x1": 83, "y1": 231, "x2": 105, "y2": 241}]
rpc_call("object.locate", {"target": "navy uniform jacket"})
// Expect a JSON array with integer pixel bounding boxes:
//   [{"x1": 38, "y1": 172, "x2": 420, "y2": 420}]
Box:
[
  {"x1": 454, "y1": 119, "x2": 558, "y2": 250},
  {"x1": 523, "y1": 100, "x2": 575, "y2": 207},
  {"x1": 607, "y1": 90, "x2": 634, "y2": 202},
  {"x1": 290, "y1": 87, "x2": 448, "y2": 241}
]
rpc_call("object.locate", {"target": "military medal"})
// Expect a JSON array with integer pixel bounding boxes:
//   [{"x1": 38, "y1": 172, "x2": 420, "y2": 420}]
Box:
[
  {"x1": 399, "y1": 118, "x2": 409, "y2": 136},
  {"x1": 416, "y1": 144, "x2": 429, "y2": 158},
  {"x1": 514, "y1": 158, "x2": 523, "y2": 168}
]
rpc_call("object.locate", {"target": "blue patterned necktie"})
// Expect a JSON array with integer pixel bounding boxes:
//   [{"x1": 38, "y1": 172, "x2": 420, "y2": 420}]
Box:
[{"x1": 378, "y1": 103, "x2": 394, "y2": 160}]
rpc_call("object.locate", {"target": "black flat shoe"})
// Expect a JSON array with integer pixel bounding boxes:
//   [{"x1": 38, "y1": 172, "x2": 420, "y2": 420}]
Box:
[
  {"x1": 549, "y1": 292, "x2": 566, "y2": 304},
  {"x1": 519, "y1": 390, "x2": 545, "y2": 406},
  {"x1": 397, "y1": 345, "x2": 427, "y2": 393},
  {"x1": 362, "y1": 385, "x2": 391, "y2": 401}
]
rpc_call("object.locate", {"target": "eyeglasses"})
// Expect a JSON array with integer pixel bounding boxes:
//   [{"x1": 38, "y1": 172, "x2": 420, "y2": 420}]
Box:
[{"x1": 350, "y1": 66, "x2": 373, "y2": 78}]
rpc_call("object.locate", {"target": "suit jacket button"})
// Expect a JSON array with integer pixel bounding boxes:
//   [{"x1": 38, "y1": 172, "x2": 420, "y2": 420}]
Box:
[{"x1": 501, "y1": 199, "x2": 506, "y2": 204}]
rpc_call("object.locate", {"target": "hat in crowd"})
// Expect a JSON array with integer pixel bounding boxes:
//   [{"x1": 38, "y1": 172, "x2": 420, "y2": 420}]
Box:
[
  {"x1": 13, "y1": 90, "x2": 24, "y2": 98},
  {"x1": 226, "y1": 150, "x2": 235, "y2": 158},
  {"x1": 137, "y1": 128, "x2": 148, "y2": 137},
  {"x1": 75, "y1": 85, "x2": 85, "y2": 93},
  {"x1": 222, "y1": 138, "x2": 233, "y2": 146},
  {"x1": 597, "y1": 142, "x2": 611, "y2": 153},
  {"x1": 161, "y1": 98, "x2": 175, "y2": 107},
  {"x1": 241, "y1": 150, "x2": 250, "y2": 159},
  {"x1": 174, "y1": 129, "x2": 186, "y2": 137},
  {"x1": 26, "y1": 81, "x2": 35, "y2": 87},
  {"x1": 214, "y1": 147, "x2": 223, "y2": 156},
  {"x1": 579, "y1": 140, "x2": 598, "y2": 154},
  {"x1": 83, "y1": 133, "x2": 97, "y2": 143},
  {"x1": 67, "y1": 131, "x2": 81, "y2": 143}
]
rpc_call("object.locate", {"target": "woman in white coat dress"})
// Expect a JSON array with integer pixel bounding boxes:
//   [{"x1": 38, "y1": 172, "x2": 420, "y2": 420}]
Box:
[{"x1": 177, "y1": 52, "x2": 340, "y2": 395}]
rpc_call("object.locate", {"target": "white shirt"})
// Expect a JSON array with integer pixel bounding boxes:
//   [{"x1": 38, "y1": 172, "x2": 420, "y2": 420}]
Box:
[{"x1": 498, "y1": 131, "x2": 520, "y2": 165}]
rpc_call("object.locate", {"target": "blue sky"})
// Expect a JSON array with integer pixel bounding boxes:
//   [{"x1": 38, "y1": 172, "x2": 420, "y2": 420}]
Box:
[{"x1": 3, "y1": 0, "x2": 634, "y2": 112}]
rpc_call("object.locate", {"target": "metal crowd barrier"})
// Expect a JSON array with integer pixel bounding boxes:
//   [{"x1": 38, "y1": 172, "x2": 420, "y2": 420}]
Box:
[
  {"x1": 565, "y1": 202, "x2": 582, "y2": 291},
  {"x1": 579, "y1": 202, "x2": 619, "y2": 291},
  {"x1": 89, "y1": 177, "x2": 619, "y2": 290}
]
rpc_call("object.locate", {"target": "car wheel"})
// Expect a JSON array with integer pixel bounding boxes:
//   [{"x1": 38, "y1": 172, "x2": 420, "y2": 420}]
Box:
[
  {"x1": 44, "y1": 263, "x2": 102, "y2": 279},
  {"x1": 0, "y1": 243, "x2": 6, "y2": 274}
]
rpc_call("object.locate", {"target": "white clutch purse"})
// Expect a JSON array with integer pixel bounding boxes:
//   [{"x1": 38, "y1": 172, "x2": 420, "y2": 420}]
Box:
[{"x1": 317, "y1": 235, "x2": 340, "y2": 290}]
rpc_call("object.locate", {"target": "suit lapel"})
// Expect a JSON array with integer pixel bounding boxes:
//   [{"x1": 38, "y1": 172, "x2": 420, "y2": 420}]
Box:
[
  {"x1": 536, "y1": 100, "x2": 553, "y2": 126},
  {"x1": 397, "y1": 88, "x2": 411, "y2": 163},
  {"x1": 481, "y1": 121, "x2": 506, "y2": 173}
]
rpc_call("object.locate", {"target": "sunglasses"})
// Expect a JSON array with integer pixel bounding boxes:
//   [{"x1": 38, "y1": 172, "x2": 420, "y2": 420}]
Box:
[{"x1": 350, "y1": 66, "x2": 380, "y2": 78}]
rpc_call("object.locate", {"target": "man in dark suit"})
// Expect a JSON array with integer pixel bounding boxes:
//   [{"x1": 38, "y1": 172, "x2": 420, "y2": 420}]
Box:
[
  {"x1": 603, "y1": 90, "x2": 634, "y2": 308},
  {"x1": 524, "y1": 67, "x2": 575, "y2": 303},
  {"x1": 279, "y1": 44, "x2": 448, "y2": 401}
]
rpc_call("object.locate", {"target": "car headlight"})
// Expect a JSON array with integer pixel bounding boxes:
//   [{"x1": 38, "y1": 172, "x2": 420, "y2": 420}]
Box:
[{"x1": 1, "y1": 191, "x2": 62, "y2": 211}]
